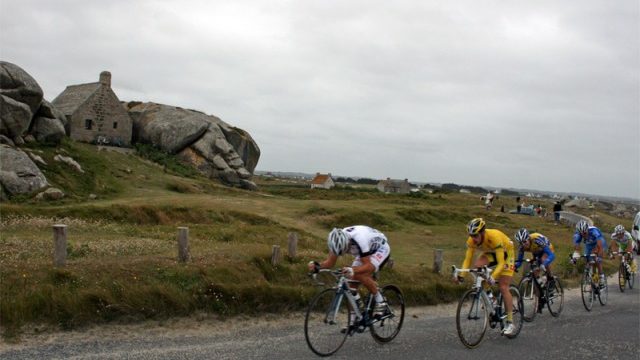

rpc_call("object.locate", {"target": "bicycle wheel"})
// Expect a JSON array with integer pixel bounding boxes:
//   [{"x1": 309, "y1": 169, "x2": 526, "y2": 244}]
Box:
[
  {"x1": 580, "y1": 272, "x2": 593, "y2": 311},
  {"x1": 518, "y1": 277, "x2": 538, "y2": 322},
  {"x1": 545, "y1": 277, "x2": 564, "y2": 317},
  {"x1": 618, "y1": 263, "x2": 626, "y2": 292},
  {"x1": 502, "y1": 285, "x2": 524, "y2": 339},
  {"x1": 370, "y1": 284, "x2": 405, "y2": 344},
  {"x1": 598, "y1": 273, "x2": 608, "y2": 306},
  {"x1": 304, "y1": 288, "x2": 350, "y2": 357},
  {"x1": 456, "y1": 289, "x2": 488, "y2": 348}
]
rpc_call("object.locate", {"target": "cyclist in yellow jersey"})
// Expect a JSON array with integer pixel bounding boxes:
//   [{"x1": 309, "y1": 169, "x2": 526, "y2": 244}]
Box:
[{"x1": 455, "y1": 218, "x2": 516, "y2": 336}]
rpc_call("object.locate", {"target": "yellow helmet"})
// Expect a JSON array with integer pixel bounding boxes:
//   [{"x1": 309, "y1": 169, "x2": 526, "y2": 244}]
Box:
[{"x1": 467, "y1": 218, "x2": 486, "y2": 235}]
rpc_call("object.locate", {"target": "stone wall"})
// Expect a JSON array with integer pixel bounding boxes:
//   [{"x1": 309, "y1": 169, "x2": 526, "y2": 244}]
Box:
[{"x1": 69, "y1": 87, "x2": 132, "y2": 146}]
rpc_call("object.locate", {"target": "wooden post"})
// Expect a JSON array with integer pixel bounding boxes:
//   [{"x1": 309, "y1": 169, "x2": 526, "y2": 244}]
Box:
[
  {"x1": 53, "y1": 224, "x2": 67, "y2": 267},
  {"x1": 271, "y1": 245, "x2": 281, "y2": 266},
  {"x1": 177, "y1": 227, "x2": 190, "y2": 262},
  {"x1": 287, "y1": 232, "x2": 298, "y2": 259},
  {"x1": 433, "y1": 249, "x2": 443, "y2": 274}
]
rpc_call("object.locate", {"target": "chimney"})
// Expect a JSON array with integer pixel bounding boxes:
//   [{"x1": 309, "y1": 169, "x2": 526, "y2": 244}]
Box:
[{"x1": 99, "y1": 71, "x2": 111, "y2": 87}]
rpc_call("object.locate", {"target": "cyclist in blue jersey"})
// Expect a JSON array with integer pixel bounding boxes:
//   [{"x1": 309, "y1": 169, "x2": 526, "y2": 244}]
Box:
[
  {"x1": 514, "y1": 228, "x2": 556, "y2": 280},
  {"x1": 572, "y1": 220, "x2": 607, "y2": 287}
]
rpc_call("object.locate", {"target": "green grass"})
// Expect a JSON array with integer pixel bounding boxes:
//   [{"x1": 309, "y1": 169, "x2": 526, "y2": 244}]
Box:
[{"x1": 0, "y1": 140, "x2": 630, "y2": 339}]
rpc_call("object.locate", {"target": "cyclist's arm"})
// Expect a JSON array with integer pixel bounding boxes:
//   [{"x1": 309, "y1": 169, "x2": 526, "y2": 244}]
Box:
[
  {"x1": 541, "y1": 246, "x2": 555, "y2": 267},
  {"x1": 461, "y1": 245, "x2": 474, "y2": 270},
  {"x1": 492, "y1": 245, "x2": 505, "y2": 279},
  {"x1": 514, "y1": 248, "x2": 525, "y2": 270},
  {"x1": 320, "y1": 252, "x2": 339, "y2": 269},
  {"x1": 572, "y1": 233, "x2": 582, "y2": 251}
]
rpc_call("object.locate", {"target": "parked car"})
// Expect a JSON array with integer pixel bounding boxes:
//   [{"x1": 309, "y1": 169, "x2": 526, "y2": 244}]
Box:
[{"x1": 633, "y1": 211, "x2": 640, "y2": 255}]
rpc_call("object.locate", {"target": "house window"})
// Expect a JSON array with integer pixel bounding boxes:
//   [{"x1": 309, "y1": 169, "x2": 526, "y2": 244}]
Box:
[
  {"x1": 113, "y1": 121, "x2": 118, "y2": 129},
  {"x1": 85, "y1": 119, "x2": 93, "y2": 130}
]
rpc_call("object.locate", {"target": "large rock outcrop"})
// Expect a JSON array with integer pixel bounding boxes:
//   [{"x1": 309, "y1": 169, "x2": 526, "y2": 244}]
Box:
[
  {"x1": 0, "y1": 144, "x2": 49, "y2": 196},
  {"x1": 0, "y1": 61, "x2": 66, "y2": 144},
  {"x1": 128, "y1": 102, "x2": 260, "y2": 188}
]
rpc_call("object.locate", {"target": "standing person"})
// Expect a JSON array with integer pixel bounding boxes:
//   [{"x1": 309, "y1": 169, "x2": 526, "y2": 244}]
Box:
[
  {"x1": 571, "y1": 220, "x2": 607, "y2": 287},
  {"x1": 454, "y1": 218, "x2": 516, "y2": 335},
  {"x1": 516, "y1": 196, "x2": 521, "y2": 213},
  {"x1": 553, "y1": 201, "x2": 562, "y2": 224},
  {"x1": 308, "y1": 225, "x2": 391, "y2": 317}
]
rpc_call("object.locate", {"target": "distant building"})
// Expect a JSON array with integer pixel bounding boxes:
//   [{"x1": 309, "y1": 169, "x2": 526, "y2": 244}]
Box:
[
  {"x1": 52, "y1": 71, "x2": 132, "y2": 146},
  {"x1": 459, "y1": 189, "x2": 471, "y2": 194},
  {"x1": 310, "y1": 173, "x2": 335, "y2": 189},
  {"x1": 377, "y1": 178, "x2": 411, "y2": 194}
]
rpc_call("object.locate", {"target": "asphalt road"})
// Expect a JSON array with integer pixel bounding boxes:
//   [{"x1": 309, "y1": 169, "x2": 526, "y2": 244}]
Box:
[{"x1": 2, "y1": 276, "x2": 639, "y2": 360}]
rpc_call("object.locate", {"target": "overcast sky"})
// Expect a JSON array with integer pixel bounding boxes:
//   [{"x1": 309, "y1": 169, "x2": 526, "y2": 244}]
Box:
[{"x1": 1, "y1": 1, "x2": 638, "y2": 199}]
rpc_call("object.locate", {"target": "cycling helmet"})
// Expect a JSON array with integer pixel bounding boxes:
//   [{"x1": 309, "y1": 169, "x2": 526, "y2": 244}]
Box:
[
  {"x1": 327, "y1": 228, "x2": 350, "y2": 255},
  {"x1": 515, "y1": 228, "x2": 530, "y2": 245},
  {"x1": 614, "y1": 224, "x2": 625, "y2": 235},
  {"x1": 576, "y1": 220, "x2": 589, "y2": 234},
  {"x1": 467, "y1": 218, "x2": 486, "y2": 236}
]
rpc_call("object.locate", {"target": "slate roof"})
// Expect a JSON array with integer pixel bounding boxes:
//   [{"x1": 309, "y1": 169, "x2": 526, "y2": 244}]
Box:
[{"x1": 51, "y1": 82, "x2": 101, "y2": 116}]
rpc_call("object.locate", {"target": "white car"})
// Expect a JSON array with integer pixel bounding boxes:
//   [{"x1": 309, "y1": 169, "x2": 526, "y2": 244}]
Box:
[{"x1": 633, "y1": 211, "x2": 640, "y2": 255}]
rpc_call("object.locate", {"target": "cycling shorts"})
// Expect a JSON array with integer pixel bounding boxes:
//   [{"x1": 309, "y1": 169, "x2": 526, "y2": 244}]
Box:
[
  {"x1": 352, "y1": 242, "x2": 390, "y2": 272},
  {"x1": 484, "y1": 249, "x2": 515, "y2": 277}
]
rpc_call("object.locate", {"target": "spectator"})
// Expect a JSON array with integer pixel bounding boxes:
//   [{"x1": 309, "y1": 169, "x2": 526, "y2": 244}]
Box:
[
  {"x1": 553, "y1": 202, "x2": 562, "y2": 224},
  {"x1": 516, "y1": 196, "x2": 521, "y2": 213}
]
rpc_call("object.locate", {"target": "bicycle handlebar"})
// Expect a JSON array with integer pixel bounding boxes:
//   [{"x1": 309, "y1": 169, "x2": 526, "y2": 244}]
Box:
[{"x1": 451, "y1": 265, "x2": 493, "y2": 278}]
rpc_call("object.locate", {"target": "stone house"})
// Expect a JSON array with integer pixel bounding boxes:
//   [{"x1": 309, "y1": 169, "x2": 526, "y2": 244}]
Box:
[
  {"x1": 310, "y1": 173, "x2": 335, "y2": 189},
  {"x1": 376, "y1": 178, "x2": 411, "y2": 194},
  {"x1": 52, "y1": 71, "x2": 132, "y2": 146}
]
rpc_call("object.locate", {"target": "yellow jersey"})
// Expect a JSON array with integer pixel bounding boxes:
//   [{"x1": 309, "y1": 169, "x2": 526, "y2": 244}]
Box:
[{"x1": 462, "y1": 228, "x2": 515, "y2": 278}]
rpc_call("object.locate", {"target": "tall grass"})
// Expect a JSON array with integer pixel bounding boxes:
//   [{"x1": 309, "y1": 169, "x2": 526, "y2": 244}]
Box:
[{"x1": 0, "y1": 141, "x2": 630, "y2": 340}]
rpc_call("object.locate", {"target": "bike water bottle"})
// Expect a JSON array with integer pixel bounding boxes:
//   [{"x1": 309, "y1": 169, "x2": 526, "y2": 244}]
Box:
[{"x1": 487, "y1": 291, "x2": 495, "y2": 306}]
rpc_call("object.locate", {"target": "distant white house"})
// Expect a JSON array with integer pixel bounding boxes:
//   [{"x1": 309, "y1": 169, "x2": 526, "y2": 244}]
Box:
[
  {"x1": 310, "y1": 173, "x2": 335, "y2": 189},
  {"x1": 459, "y1": 189, "x2": 471, "y2": 194}
]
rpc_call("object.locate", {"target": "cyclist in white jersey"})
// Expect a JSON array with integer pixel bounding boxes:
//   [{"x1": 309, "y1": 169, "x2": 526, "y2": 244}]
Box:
[{"x1": 308, "y1": 225, "x2": 391, "y2": 316}]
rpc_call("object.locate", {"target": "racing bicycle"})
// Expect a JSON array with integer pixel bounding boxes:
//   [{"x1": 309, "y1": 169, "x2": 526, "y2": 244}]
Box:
[
  {"x1": 518, "y1": 258, "x2": 564, "y2": 321},
  {"x1": 610, "y1": 251, "x2": 635, "y2": 292},
  {"x1": 304, "y1": 269, "x2": 405, "y2": 356},
  {"x1": 452, "y1": 265, "x2": 523, "y2": 349},
  {"x1": 572, "y1": 254, "x2": 607, "y2": 311}
]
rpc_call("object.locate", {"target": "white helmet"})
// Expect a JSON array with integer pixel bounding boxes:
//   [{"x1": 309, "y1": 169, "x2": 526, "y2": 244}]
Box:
[
  {"x1": 614, "y1": 224, "x2": 625, "y2": 235},
  {"x1": 328, "y1": 228, "x2": 350, "y2": 255},
  {"x1": 576, "y1": 220, "x2": 589, "y2": 234},
  {"x1": 515, "y1": 228, "x2": 530, "y2": 245}
]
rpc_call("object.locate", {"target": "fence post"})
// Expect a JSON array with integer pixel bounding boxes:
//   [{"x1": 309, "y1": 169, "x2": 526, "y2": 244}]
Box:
[
  {"x1": 433, "y1": 249, "x2": 443, "y2": 274},
  {"x1": 177, "y1": 227, "x2": 190, "y2": 262},
  {"x1": 287, "y1": 232, "x2": 298, "y2": 259},
  {"x1": 53, "y1": 224, "x2": 67, "y2": 267},
  {"x1": 271, "y1": 245, "x2": 281, "y2": 266}
]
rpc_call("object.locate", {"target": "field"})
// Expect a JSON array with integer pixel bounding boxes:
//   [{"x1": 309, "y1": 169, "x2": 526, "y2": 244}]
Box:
[{"x1": 0, "y1": 141, "x2": 627, "y2": 339}]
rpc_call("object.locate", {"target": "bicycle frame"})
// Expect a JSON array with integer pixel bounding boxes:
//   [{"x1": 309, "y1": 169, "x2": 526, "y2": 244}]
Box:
[
  {"x1": 311, "y1": 269, "x2": 378, "y2": 328},
  {"x1": 452, "y1": 266, "x2": 498, "y2": 316}
]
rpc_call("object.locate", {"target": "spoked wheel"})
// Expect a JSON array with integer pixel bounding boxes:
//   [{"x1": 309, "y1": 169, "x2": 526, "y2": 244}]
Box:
[
  {"x1": 598, "y1": 274, "x2": 608, "y2": 306},
  {"x1": 518, "y1": 277, "x2": 538, "y2": 322},
  {"x1": 545, "y1": 277, "x2": 564, "y2": 317},
  {"x1": 618, "y1": 263, "x2": 627, "y2": 292},
  {"x1": 581, "y1": 272, "x2": 594, "y2": 311},
  {"x1": 370, "y1": 284, "x2": 405, "y2": 344},
  {"x1": 304, "y1": 288, "x2": 350, "y2": 357},
  {"x1": 456, "y1": 289, "x2": 489, "y2": 349},
  {"x1": 502, "y1": 285, "x2": 524, "y2": 339}
]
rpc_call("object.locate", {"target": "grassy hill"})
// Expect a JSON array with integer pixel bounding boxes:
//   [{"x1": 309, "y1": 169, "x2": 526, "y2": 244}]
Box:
[{"x1": 0, "y1": 140, "x2": 626, "y2": 339}]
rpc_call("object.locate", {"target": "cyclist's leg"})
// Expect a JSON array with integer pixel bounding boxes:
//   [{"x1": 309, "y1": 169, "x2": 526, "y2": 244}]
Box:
[{"x1": 595, "y1": 240, "x2": 605, "y2": 279}]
